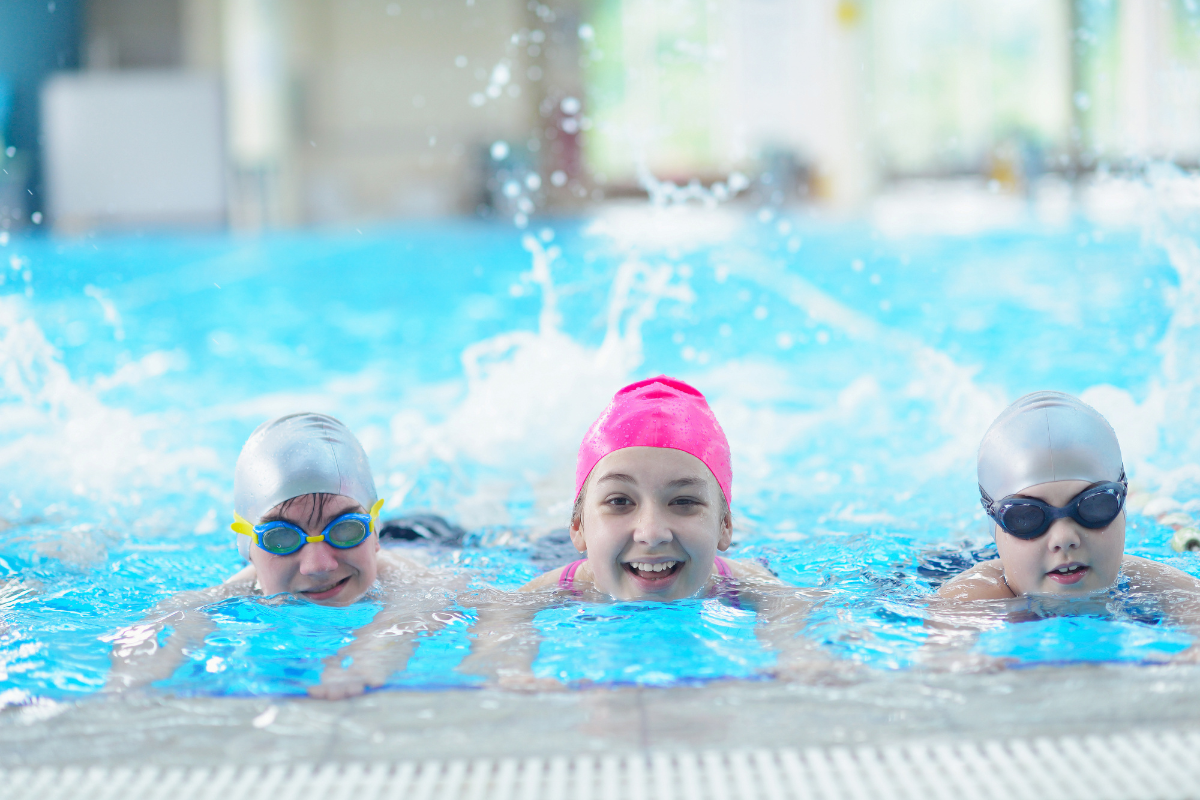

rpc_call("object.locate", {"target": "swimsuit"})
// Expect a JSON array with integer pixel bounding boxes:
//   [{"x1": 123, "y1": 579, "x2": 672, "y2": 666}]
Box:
[{"x1": 558, "y1": 556, "x2": 740, "y2": 607}]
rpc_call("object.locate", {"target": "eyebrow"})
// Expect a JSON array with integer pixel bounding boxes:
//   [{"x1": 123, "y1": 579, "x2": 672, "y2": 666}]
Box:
[
  {"x1": 665, "y1": 477, "x2": 706, "y2": 489},
  {"x1": 596, "y1": 472, "x2": 638, "y2": 486}
]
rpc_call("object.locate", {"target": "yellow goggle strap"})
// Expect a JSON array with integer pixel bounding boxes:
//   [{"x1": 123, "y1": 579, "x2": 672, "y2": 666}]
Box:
[
  {"x1": 231, "y1": 512, "x2": 258, "y2": 545},
  {"x1": 370, "y1": 498, "x2": 385, "y2": 533}
]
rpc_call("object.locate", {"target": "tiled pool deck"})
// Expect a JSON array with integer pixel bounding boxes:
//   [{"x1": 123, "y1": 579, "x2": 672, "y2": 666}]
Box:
[{"x1": 5, "y1": 664, "x2": 1199, "y2": 767}]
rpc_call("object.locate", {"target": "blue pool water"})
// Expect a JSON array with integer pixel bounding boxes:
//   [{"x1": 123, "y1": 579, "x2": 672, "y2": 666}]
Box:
[{"x1": 3, "y1": 178, "x2": 1200, "y2": 701}]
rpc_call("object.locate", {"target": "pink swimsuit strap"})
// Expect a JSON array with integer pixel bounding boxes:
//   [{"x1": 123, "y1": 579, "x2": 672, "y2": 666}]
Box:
[
  {"x1": 559, "y1": 559, "x2": 586, "y2": 590},
  {"x1": 558, "y1": 557, "x2": 732, "y2": 589}
]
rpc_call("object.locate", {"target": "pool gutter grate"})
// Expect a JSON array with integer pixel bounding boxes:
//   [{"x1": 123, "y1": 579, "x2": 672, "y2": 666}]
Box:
[{"x1": 3, "y1": 729, "x2": 1198, "y2": 800}]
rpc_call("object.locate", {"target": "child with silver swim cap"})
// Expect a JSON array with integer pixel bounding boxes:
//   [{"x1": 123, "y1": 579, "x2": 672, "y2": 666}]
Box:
[
  {"x1": 108, "y1": 413, "x2": 459, "y2": 699},
  {"x1": 939, "y1": 391, "x2": 1200, "y2": 603}
]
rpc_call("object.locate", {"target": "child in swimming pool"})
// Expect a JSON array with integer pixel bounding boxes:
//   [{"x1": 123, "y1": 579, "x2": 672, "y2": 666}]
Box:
[
  {"x1": 936, "y1": 392, "x2": 1200, "y2": 617},
  {"x1": 461, "y1": 377, "x2": 828, "y2": 686},
  {"x1": 107, "y1": 413, "x2": 462, "y2": 699}
]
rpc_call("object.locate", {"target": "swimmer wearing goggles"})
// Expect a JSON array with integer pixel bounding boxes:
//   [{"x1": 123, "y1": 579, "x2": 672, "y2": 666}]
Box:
[
  {"x1": 232, "y1": 499, "x2": 385, "y2": 556},
  {"x1": 938, "y1": 391, "x2": 1200, "y2": 604},
  {"x1": 108, "y1": 412, "x2": 463, "y2": 699}
]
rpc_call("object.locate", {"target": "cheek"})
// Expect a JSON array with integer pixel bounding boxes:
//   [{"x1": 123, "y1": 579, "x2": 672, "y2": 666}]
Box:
[
  {"x1": 249, "y1": 552, "x2": 290, "y2": 593},
  {"x1": 1099, "y1": 516, "x2": 1127, "y2": 560},
  {"x1": 995, "y1": 536, "x2": 1039, "y2": 575}
]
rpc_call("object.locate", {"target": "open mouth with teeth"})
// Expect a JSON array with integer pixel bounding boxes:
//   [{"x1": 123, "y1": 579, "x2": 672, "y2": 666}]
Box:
[
  {"x1": 300, "y1": 575, "x2": 351, "y2": 601},
  {"x1": 1046, "y1": 563, "x2": 1089, "y2": 585},
  {"x1": 623, "y1": 560, "x2": 683, "y2": 586}
]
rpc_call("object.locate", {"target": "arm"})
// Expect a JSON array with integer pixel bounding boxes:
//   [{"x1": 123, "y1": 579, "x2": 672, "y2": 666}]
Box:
[
  {"x1": 920, "y1": 561, "x2": 1021, "y2": 671},
  {"x1": 310, "y1": 551, "x2": 470, "y2": 700},
  {"x1": 719, "y1": 561, "x2": 839, "y2": 679},
  {"x1": 104, "y1": 579, "x2": 254, "y2": 691},
  {"x1": 749, "y1": 587, "x2": 840, "y2": 679},
  {"x1": 307, "y1": 600, "x2": 468, "y2": 699},
  {"x1": 308, "y1": 554, "x2": 474, "y2": 698},
  {"x1": 1122, "y1": 556, "x2": 1200, "y2": 661},
  {"x1": 456, "y1": 584, "x2": 563, "y2": 690}
]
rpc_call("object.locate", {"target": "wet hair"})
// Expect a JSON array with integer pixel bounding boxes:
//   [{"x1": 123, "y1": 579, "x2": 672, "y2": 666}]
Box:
[
  {"x1": 262, "y1": 493, "x2": 354, "y2": 528},
  {"x1": 570, "y1": 476, "x2": 732, "y2": 530}
]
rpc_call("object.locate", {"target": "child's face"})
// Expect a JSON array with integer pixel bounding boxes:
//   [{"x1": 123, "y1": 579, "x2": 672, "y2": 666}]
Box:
[
  {"x1": 249, "y1": 493, "x2": 380, "y2": 606},
  {"x1": 570, "y1": 446, "x2": 732, "y2": 601},
  {"x1": 995, "y1": 479, "x2": 1125, "y2": 595}
]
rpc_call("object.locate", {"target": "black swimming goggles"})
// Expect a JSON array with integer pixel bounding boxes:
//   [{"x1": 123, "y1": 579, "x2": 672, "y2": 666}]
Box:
[{"x1": 979, "y1": 474, "x2": 1127, "y2": 541}]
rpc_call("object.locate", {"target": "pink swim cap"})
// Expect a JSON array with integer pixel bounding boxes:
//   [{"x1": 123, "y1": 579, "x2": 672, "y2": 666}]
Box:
[{"x1": 575, "y1": 376, "x2": 733, "y2": 503}]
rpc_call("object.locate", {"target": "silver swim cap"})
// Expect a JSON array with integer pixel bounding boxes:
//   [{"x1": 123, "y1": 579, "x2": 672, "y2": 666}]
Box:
[
  {"x1": 978, "y1": 391, "x2": 1124, "y2": 503},
  {"x1": 233, "y1": 413, "x2": 379, "y2": 559}
]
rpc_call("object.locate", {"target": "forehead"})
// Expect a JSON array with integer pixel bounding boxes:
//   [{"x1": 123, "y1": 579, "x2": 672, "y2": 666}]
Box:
[
  {"x1": 593, "y1": 446, "x2": 716, "y2": 487},
  {"x1": 1015, "y1": 479, "x2": 1094, "y2": 505}
]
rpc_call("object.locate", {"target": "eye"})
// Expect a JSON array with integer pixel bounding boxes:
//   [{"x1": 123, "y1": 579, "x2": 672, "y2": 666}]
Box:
[
  {"x1": 669, "y1": 496, "x2": 703, "y2": 508},
  {"x1": 604, "y1": 495, "x2": 634, "y2": 507}
]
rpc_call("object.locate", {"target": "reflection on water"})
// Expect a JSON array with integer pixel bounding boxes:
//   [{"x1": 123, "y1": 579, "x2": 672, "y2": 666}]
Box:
[{"x1": 1, "y1": 174, "x2": 1200, "y2": 701}]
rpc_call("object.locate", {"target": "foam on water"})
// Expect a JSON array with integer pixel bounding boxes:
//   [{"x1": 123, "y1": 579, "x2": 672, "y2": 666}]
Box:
[{"x1": 1, "y1": 173, "x2": 1199, "y2": 701}]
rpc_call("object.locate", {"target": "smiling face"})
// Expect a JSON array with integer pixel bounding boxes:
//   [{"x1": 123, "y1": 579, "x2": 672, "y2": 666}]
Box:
[
  {"x1": 570, "y1": 446, "x2": 732, "y2": 601},
  {"x1": 994, "y1": 479, "x2": 1125, "y2": 596},
  {"x1": 248, "y1": 493, "x2": 380, "y2": 606}
]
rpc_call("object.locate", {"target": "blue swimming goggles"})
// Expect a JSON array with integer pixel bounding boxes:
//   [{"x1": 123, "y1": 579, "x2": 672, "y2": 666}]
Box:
[
  {"x1": 980, "y1": 475, "x2": 1127, "y2": 540},
  {"x1": 231, "y1": 499, "x2": 385, "y2": 556}
]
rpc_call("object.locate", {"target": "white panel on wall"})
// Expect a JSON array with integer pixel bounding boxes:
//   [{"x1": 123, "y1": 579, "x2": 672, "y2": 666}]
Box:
[{"x1": 42, "y1": 71, "x2": 225, "y2": 230}]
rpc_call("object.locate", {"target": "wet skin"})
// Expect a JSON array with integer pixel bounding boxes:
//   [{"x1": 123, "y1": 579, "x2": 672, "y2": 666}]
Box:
[
  {"x1": 569, "y1": 446, "x2": 732, "y2": 601},
  {"x1": 248, "y1": 493, "x2": 380, "y2": 606},
  {"x1": 994, "y1": 479, "x2": 1125, "y2": 596}
]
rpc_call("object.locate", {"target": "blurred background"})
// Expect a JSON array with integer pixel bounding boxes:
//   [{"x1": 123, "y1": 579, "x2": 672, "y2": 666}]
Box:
[{"x1": 0, "y1": 0, "x2": 1199, "y2": 233}]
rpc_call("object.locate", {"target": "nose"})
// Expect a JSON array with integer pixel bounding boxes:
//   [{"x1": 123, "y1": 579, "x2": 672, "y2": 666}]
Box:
[
  {"x1": 297, "y1": 540, "x2": 339, "y2": 575},
  {"x1": 1044, "y1": 517, "x2": 1081, "y2": 552},
  {"x1": 632, "y1": 503, "x2": 674, "y2": 548}
]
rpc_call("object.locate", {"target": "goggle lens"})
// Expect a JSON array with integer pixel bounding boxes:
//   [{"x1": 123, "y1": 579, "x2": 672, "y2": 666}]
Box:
[
  {"x1": 1000, "y1": 504, "x2": 1046, "y2": 539},
  {"x1": 261, "y1": 525, "x2": 304, "y2": 554},
  {"x1": 327, "y1": 518, "x2": 369, "y2": 548},
  {"x1": 1077, "y1": 490, "x2": 1121, "y2": 527}
]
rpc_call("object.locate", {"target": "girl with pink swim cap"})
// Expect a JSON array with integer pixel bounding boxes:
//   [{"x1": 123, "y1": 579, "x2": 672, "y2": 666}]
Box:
[
  {"x1": 525, "y1": 375, "x2": 775, "y2": 599},
  {"x1": 461, "y1": 376, "x2": 829, "y2": 688}
]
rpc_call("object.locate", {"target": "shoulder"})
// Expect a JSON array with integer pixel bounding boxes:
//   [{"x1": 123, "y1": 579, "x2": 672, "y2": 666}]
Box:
[
  {"x1": 722, "y1": 557, "x2": 782, "y2": 585},
  {"x1": 223, "y1": 563, "x2": 256, "y2": 586},
  {"x1": 376, "y1": 548, "x2": 427, "y2": 574},
  {"x1": 936, "y1": 559, "x2": 1015, "y2": 600},
  {"x1": 520, "y1": 561, "x2": 588, "y2": 592},
  {"x1": 1122, "y1": 555, "x2": 1200, "y2": 591}
]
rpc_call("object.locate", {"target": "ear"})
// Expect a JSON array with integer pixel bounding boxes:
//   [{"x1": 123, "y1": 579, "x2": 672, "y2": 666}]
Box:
[
  {"x1": 569, "y1": 515, "x2": 588, "y2": 553},
  {"x1": 716, "y1": 510, "x2": 733, "y2": 551}
]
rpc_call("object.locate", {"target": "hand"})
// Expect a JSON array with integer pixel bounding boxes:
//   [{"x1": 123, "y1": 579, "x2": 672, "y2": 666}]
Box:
[
  {"x1": 103, "y1": 619, "x2": 178, "y2": 692},
  {"x1": 765, "y1": 655, "x2": 863, "y2": 686},
  {"x1": 308, "y1": 668, "x2": 385, "y2": 700},
  {"x1": 494, "y1": 670, "x2": 567, "y2": 693}
]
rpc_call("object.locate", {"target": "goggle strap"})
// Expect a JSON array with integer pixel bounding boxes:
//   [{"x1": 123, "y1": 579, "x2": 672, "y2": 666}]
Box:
[
  {"x1": 231, "y1": 512, "x2": 258, "y2": 545},
  {"x1": 370, "y1": 498, "x2": 385, "y2": 533}
]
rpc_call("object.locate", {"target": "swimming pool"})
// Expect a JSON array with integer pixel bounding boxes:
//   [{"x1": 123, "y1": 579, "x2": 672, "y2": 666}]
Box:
[{"x1": 1, "y1": 171, "x2": 1200, "y2": 709}]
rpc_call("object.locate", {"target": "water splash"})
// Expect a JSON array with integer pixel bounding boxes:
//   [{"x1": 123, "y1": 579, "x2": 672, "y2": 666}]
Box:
[{"x1": 385, "y1": 231, "x2": 695, "y2": 529}]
